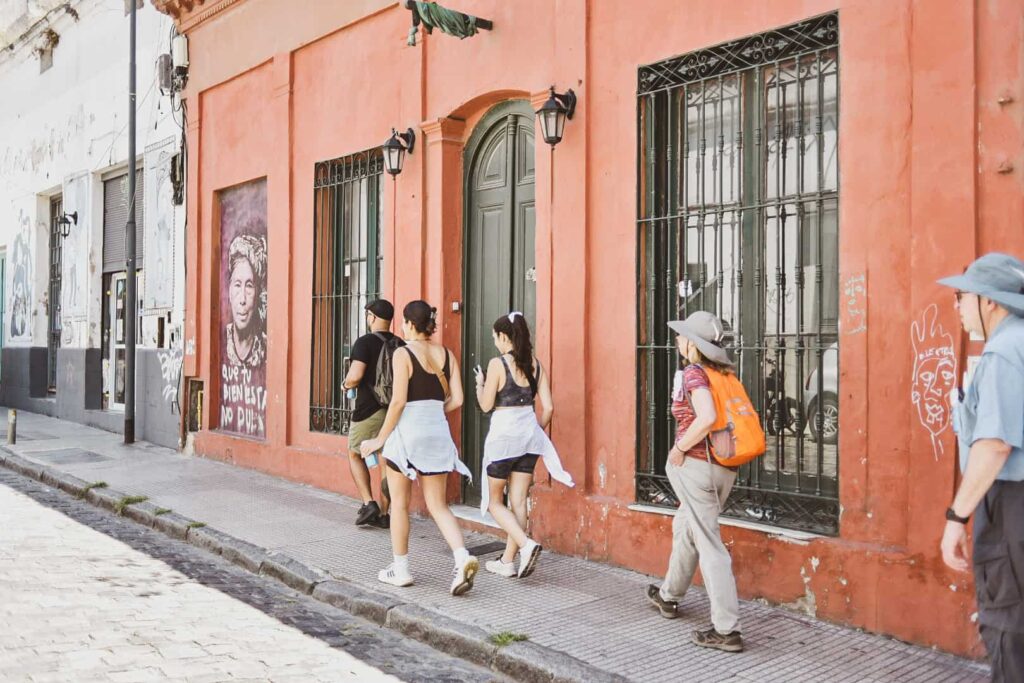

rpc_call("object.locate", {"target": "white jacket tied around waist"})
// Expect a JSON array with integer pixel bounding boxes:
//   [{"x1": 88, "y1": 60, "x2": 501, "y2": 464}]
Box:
[
  {"x1": 383, "y1": 400, "x2": 472, "y2": 480},
  {"x1": 481, "y1": 405, "x2": 574, "y2": 516}
]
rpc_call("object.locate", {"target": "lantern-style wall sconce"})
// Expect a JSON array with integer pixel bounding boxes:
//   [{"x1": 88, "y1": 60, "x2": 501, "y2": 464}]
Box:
[
  {"x1": 536, "y1": 86, "x2": 577, "y2": 147},
  {"x1": 383, "y1": 128, "x2": 416, "y2": 176},
  {"x1": 57, "y1": 211, "x2": 77, "y2": 239}
]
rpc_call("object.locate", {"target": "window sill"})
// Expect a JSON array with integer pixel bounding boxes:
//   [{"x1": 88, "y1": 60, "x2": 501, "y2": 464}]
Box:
[{"x1": 627, "y1": 503, "x2": 823, "y2": 543}]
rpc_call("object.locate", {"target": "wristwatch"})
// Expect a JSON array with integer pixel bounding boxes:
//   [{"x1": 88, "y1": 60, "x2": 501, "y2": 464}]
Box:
[{"x1": 945, "y1": 507, "x2": 970, "y2": 524}]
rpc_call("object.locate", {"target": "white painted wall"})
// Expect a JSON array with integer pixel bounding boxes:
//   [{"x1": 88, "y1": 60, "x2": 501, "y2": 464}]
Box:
[{"x1": 0, "y1": 0, "x2": 185, "y2": 369}]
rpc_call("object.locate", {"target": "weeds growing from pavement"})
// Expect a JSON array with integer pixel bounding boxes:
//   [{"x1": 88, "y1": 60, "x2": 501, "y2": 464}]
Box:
[
  {"x1": 489, "y1": 632, "x2": 529, "y2": 647},
  {"x1": 154, "y1": 508, "x2": 172, "y2": 516},
  {"x1": 115, "y1": 495, "x2": 149, "y2": 515},
  {"x1": 187, "y1": 521, "x2": 206, "y2": 529}
]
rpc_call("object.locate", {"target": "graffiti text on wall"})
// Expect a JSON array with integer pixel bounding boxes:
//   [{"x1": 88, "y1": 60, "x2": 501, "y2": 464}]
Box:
[
  {"x1": 218, "y1": 179, "x2": 268, "y2": 439},
  {"x1": 911, "y1": 304, "x2": 957, "y2": 460}
]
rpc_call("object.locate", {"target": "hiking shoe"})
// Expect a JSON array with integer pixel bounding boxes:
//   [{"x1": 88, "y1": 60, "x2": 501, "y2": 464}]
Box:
[
  {"x1": 450, "y1": 556, "x2": 479, "y2": 596},
  {"x1": 646, "y1": 584, "x2": 678, "y2": 619},
  {"x1": 356, "y1": 501, "x2": 381, "y2": 526},
  {"x1": 517, "y1": 540, "x2": 542, "y2": 578},
  {"x1": 377, "y1": 563, "x2": 413, "y2": 587},
  {"x1": 370, "y1": 513, "x2": 390, "y2": 530},
  {"x1": 691, "y1": 628, "x2": 743, "y2": 653},
  {"x1": 485, "y1": 558, "x2": 517, "y2": 578}
]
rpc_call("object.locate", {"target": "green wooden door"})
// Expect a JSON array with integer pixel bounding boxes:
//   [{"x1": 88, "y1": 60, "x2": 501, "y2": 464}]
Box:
[{"x1": 463, "y1": 102, "x2": 536, "y2": 504}]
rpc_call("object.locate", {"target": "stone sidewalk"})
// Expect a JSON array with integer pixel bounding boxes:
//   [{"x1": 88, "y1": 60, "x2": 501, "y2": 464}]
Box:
[{"x1": 0, "y1": 408, "x2": 990, "y2": 683}]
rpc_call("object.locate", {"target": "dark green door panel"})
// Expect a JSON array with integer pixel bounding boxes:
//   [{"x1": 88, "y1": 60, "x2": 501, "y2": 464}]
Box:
[{"x1": 462, "y1": 102, "x2": 536, "y2": 504}]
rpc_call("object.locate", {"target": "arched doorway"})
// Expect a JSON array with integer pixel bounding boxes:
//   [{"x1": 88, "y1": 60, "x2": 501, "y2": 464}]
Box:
[{"x1": 462, "y1": 101, "x2": 536, "y2": 504}]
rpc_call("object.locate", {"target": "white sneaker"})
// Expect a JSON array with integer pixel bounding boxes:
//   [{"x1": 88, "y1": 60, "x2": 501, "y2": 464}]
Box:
[
  {"x1": 450, "y1": 556, "x2": 479, "y2": 596},
  {"x1": 378, "y1": 563, "x2": 413, "y2": 587},
  {"x1": 485, "y1": 558, "x2": 517, "y2": 578},
  {"x1": 518, "y1": 540, "x2": 542, "y2": 578}
]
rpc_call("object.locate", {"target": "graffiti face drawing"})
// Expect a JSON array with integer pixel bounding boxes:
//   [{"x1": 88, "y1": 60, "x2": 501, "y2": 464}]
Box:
[{"x1": 911, "y1": 304, "x2": 957, "y2": 460}]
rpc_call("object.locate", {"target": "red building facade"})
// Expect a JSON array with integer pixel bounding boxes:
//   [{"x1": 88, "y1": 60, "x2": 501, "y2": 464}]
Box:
[{"x1": 155, "y1": 0, "x2": 1023, "y2": 656}]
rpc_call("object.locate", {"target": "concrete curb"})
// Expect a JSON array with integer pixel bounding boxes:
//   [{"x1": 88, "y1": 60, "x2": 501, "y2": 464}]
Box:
[
  {"x1": 260, "y1": 553, "x2": 327, "y2": 595},
  {"x1": 0, "y1": 449, "x2": 628, "y2": 683}
]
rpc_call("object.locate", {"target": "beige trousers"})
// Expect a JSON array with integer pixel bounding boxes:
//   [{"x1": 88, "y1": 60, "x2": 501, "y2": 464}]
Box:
[{"x1": 658, "y1": 457, "x2": 741, "y2": 634}]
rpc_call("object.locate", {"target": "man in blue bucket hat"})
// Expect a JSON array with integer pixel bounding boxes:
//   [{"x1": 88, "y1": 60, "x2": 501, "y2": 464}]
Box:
[{"x1": 937, "y1": 252, "x2": 1024, "y2": 681}]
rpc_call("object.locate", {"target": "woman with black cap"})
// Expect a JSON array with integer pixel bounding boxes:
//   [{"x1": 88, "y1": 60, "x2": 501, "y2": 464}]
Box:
[{"x1": 645, "y1": 310, "x2": 745, "y2": 653}]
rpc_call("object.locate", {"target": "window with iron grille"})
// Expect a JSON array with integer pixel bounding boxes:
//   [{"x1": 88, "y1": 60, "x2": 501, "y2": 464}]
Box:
[
  {"x1": 309, "y1": 149, "x2": 385, "y2": 435},
  {"x1": 636, "y1": 13, "x2": 840, "y2": 535}
]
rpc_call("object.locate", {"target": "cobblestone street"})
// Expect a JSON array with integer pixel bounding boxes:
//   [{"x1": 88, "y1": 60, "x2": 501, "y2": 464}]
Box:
[{"x1": 0, "y1": 471, "x2": 500, "y2": 683}]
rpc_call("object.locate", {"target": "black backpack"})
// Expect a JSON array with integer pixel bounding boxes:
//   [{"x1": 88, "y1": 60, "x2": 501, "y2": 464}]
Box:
[{"x1": 371, "y1": 333, "x2": 404, "y2": 406}]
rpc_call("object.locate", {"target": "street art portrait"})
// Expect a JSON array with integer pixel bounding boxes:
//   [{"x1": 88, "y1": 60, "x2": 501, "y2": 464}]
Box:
[
  {"x1": 911, "y1": 303, "x2": 957, "y2": 460},
  {"x1": 9, "y1": 210, "x2": 33, "y2": 342},
  {"x1": 218, "y1": 179, "x2": 268, "y2": 439}
]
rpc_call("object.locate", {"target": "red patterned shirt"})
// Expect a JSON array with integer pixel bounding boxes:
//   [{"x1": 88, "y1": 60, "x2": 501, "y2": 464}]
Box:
[{"x1": 670, "y1": 364, "x2": 711, "y2": 458}]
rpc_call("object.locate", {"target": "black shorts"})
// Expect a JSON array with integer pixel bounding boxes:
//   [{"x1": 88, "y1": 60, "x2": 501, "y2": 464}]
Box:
[
  {"x1": 486, "y1": 454, "x2": 540, "y2": 480},
  {"x1": 386, "y1": 459, "x2": 448, "y2": 477}
]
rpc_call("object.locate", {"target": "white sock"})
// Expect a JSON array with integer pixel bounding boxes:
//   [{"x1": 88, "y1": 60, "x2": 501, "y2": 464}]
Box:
[
  {"x1": 393, "y1": 554, "x2": 409, "y2": 571},
  {"x1": 453, "y1": 547, "x2": 470, "y2": 566}
]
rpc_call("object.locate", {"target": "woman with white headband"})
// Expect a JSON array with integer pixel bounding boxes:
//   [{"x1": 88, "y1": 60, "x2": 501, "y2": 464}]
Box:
[{"x1": 474, "y1": 311, "x2": 574, "y2": 578}]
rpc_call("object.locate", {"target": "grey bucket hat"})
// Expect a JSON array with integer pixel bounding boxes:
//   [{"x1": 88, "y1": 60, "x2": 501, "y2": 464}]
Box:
[
  {"x1": 937, "y1": 252, "x2": 1024, "y2": 318},
  {"x1": 667, "y1": 311, "x2": 734, "y2": 367}
]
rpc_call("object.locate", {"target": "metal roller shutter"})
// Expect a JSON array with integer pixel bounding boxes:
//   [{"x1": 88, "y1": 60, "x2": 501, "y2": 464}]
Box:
[{"x1": 103, "y1": 169, "x2": 145, "y2": 273}]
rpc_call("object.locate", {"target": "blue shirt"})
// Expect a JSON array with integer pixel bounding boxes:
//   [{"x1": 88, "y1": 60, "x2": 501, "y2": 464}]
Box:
[{"x1": 954, "y1": 315, "x2": 1024, "y2": 480}]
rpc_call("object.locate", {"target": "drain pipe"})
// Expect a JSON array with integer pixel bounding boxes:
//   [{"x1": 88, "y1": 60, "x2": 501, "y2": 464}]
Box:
[{"x1": 7, "y1": 408, "x2": 16, "y2": 445}]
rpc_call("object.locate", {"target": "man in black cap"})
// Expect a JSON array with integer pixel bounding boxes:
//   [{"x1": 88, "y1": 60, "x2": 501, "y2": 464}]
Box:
[
  {"x1": 937, "y1": 252, "x2": 1024, "y2": 681},
  {"x1": 343, "y1": 299, "x2": 404, "y2": 528}
]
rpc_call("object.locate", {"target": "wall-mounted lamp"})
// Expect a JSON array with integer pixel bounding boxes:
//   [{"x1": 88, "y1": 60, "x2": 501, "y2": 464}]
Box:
[
  {"x1": 57, "y1": 211, "x2": 77, "y2": 239},
  {"x1": 383, "y1": 127, "x2": 416, "y2": 176},
  {"x1": 536, "y1": 86, "x2": 577, "y2": 147}
]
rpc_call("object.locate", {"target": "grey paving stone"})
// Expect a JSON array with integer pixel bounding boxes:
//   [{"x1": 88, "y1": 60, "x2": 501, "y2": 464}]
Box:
[
  {"x1": 151, "y1": 511, "x2": 192, "y2": 540},
  {"x1": 1, "y1": 451, "x2": 45, "y2": 479},
  {"x1": 260, "y1": 553, "x2": 327, "y2": 594},
  {"x1": 51, "y1": 472, "x2": 93, "y2": 498},
  {"x1": 218, "y1": 535, "x2": 271, "y2": 574},
  {"x1": 312, "y1": 579, "x2": 402, "y2": 625},
  {"x1": 85, "y1": 486, "x2": 129, "y2": 513},
  {"x1": 121, "y1": 500, "x2": 165, "y2": 527},
  {"x1": 493, "y1": 639, "x2": 629, "y2": 683},
  {"x1": 386, "y1": 603, "x2": 498, "y2": 669},
  {"x1": 186, "y1": 525, "x2": 236, "y2": 556}
]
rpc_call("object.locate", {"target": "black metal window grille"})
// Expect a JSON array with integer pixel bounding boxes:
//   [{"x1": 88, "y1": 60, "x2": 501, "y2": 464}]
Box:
[
  {"x1": 48, "y1": 196, "x2": 64, "y2": 392},
  {"x1": 310, "y1": 149, "x2": 384, "y2": 435},
  {"x1": 636, "y1": 13, "x2": 840, "y2": 535}
]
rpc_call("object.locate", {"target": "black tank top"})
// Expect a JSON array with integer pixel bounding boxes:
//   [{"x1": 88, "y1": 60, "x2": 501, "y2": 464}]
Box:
[
  {"x1": 405, "y1": 346, "x2": 451, "y2": 402},
  {"x1": 494, "y1": 356, "x2": 536, "y2": 408}
]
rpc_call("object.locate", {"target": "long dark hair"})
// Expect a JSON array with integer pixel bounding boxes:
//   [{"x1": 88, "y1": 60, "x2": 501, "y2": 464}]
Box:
[
  {"x1": 493, "y1": 312, "x2": 537, "y2": 395},
  {"x1": 404, "y1": 300, "x2": 437, "y2": 336}
]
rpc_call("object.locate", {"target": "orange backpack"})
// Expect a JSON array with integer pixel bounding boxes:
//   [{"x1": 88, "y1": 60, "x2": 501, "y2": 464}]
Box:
[{"x1": 699, "y1": 366, "x2": 766, "y2": 467}]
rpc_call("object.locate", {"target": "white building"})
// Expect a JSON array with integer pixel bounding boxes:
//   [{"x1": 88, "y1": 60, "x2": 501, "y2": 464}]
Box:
[{"x1": 0, "y1": 0, "x2": 186, "y2": 448}]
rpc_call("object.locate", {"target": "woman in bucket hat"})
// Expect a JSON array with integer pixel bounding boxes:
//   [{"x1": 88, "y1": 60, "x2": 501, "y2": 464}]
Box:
[
  {"x1": 645, "y1": 310, "x2": 745, "y2": 653},
  {"x1": 937, "y1": 253, "x2": 1024, "y2": 681}
]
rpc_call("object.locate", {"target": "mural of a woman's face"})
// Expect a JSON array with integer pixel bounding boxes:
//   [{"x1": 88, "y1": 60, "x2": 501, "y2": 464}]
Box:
[{"x1": 229, "y1": 258, "x2": 258, "y2": 335}]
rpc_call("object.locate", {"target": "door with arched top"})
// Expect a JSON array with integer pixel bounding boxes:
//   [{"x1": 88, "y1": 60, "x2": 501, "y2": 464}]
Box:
[{"x1": 462, "y1": 101, "x2": 536, "y2": 504}]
